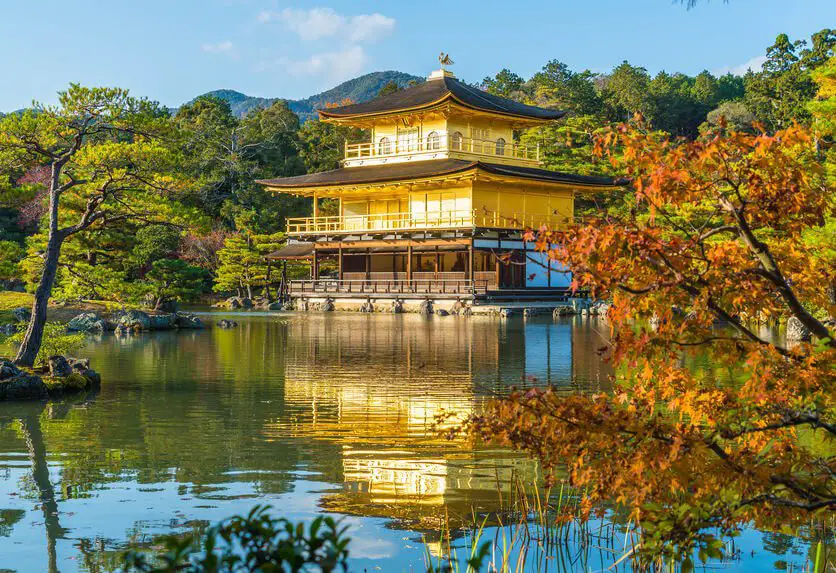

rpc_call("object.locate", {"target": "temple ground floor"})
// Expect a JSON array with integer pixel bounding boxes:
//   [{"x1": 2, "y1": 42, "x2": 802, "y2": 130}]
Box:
[{"x1": 270, "y1": 231, "x2": 577, "y2": 304}]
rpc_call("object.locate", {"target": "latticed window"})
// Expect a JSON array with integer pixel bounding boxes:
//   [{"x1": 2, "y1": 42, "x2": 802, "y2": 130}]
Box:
[
  {"x1": 495, "y1": 137, "x2": 506, "y2": 156},
  {"x1": 427, "y1": 131, "x2": 441, "y2": 150},
  {"x1": 378, "y1": 137, "x2": 392, "y2": 155},
  {"x1": 470, "y1": 127, "x2": 490, "y2": 141},
  {"x1": 397, "y1": 127, "x2": 419, "y2": 152},
  {"x1": 450, "y1": 131, "x2": 463, "y2": 151}
]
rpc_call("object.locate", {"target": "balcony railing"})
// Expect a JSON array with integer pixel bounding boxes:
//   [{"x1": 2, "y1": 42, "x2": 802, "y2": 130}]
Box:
[
  {"x1": 290, "y1": 278, "x2": 489, "y2": 296},
  {"x1": 344, "y1": 134, "x2": 540, "y2": 163},
  {"x1": 286, "y1": 210, "x2": 570, "y2": 235}
]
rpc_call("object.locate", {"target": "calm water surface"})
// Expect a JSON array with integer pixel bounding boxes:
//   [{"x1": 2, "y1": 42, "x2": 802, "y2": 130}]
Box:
[{"x1": 0, "y1": 313, "x2": 817, "y2": 571}]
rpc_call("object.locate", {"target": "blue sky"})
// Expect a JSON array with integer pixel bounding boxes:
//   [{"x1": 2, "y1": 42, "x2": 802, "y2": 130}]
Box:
[{"x1": 1, "y1": 0, "x2": 833, "y2": 111}]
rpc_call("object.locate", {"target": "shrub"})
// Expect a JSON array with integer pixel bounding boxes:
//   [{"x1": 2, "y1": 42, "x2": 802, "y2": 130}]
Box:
[{"x1": 5, "y1": 323, "x2": 86, "y2": 368}]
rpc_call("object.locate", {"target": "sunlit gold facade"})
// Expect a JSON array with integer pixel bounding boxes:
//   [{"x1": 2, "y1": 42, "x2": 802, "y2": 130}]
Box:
[{"x1": 260, "y1": 67, "x2": 619, "y2": 298}]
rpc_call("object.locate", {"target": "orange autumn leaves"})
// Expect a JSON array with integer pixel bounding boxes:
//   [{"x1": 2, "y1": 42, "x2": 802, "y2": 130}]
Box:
[{"x1": 469, "y1": 121, "x2": 835, "y2": 557}]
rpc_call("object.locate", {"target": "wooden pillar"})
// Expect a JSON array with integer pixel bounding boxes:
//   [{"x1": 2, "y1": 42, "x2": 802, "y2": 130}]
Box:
[
  {"x1": 312, "y1": 249, "x2": 319, "y2": 280},
  {"x1": 495, "y1": 238, "x2": 501, "y2": 288},
  {"x1": 434, "y1": 247, "x2": 440, "y2": 274},
  {"x1": 365, "y1": 248, "x2": 371, "y2": 282},
  {"x1": 282, "y1": 260, "x2": 288, "y2": 301},
  {"x1": 407, "y1": 245, "x2": 413, "y2": 283},
  {"x1": 338, "y1": 243, "x2": 343, "y2": 281},
  {"x1": 468, "y1": 240, "x2": 475, "y2": 286},
  {"x1": 312, "y1": 192, "x2": 319, "y2": 219},
  {"x1": 265, "y1": 260, "x2": 272, "y2": 300}
]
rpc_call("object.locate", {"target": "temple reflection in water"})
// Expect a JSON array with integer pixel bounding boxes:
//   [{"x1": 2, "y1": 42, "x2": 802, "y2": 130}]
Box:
[
  {"x1": 0, "y1": 314, "x2": 614, "y2": 571},
  {"x1": 265, "y1": 314, "x2": 612, "y2": 529}
]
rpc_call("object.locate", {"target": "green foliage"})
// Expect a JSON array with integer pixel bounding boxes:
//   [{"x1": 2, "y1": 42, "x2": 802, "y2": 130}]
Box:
[
  {"x1": 6, "y1": 323, "x2": 86, "y2": 367},
  {"x1": 0, "y1": 240, "x2": 24, "y2": 281},
  {"x1": 601, "y1": 61, "x2": 655, "y2": 121},
  {"x1": 143, "y1": 259, "x2": 208, "y2": 309},
  {"x1": 297, "y1": 120, "x2": 367, "y2": 174},
  {"x1": 520, "y1": 115, "x2": 612, "y2": 176},
  {"x1": 133, "y1": 225, "x2": 181, "y2": 267},
  {"x1": 482, "y1": 69, "x2": 525, "y2": 98},
  {"x1": 702, "y1": 101, "x2": 758, "y2": 133},
  {"x1": 174, "y1": 97, "x2": 306, "y2": 233},
  {"x1": 377, "y1": 80, "x2": 402, "y2": 98},
  {"x1": 530, "y1": 60, "x2": 604, "y2": 115},
  {"x1": 214, "y1": 232, "x2": 284, "y2": 297},
  {"x1": 121, "y1": 506, "x2": 350, "y2": 573},
  {"x1": 744, "y1": 30, "x2": 835, "y2": 130}
]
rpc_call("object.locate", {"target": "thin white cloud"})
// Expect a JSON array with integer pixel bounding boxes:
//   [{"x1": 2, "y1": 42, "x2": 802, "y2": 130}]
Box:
[
  {"x1": 715, "y1": 55, "x2": 767, "y2": 76},
  {"x1": 348, "y1": 13, "x2": 396, "y2": 43},
  {"x1": 202, "y1": 40, "x2": 234, "y2": 54},
  {"x1": 274, "y1": 46, "x2": 368, "y2": 83},
  {"x1": 257, "y1": 7, "x2": 395, "y2": 43}
]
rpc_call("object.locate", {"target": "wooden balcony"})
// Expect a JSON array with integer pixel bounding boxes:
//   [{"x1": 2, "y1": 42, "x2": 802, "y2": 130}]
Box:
[
  {"x1": 286, "y1": 210, "x2": 570, "y2": 236},
  {"x1": 343, "y1": 134, "x2": 539, "y2": 166},
  {"x1": 289, "y1": 277, "x2": 490, "y2": 297}
]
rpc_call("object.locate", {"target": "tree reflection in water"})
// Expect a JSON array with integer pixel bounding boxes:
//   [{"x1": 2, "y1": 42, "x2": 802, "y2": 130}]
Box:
[{"x1": 0, "y1": 314, "x2": 820, "y2": 572}]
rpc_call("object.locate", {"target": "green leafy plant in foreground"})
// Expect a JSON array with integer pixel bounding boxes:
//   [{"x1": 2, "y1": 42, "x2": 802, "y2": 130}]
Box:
[{"x1": 122, "y1": 506, "x2": 351, "y2": 573}]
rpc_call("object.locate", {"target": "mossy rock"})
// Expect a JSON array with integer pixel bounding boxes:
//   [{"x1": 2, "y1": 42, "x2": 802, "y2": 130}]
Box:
[
  {"x1": 41, "y1": 370, "x2": 100, "y2": 396},
  {"x1": 0, "y1": 373, "x2": 48, "y2": 400}
]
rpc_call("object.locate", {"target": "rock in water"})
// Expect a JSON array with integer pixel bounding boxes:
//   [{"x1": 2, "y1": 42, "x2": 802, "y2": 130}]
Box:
[
  {"x1": 435, "y1": 308, "x2": 449, "y2": 316},
  {"x1": 451, "y1": 300, "x2": 472, "y2": 316},
  {"x1": 48, "y1": 355, "x2": 73, "y2": 377},
  {"x1": 67, "y1": 312, "x2": 106, "y2": 333},
  {"x1": 0, "y1": 361, "x2": 21, "y2": 380},
  {"x1": 217, "y1": 319, "x2": 238, "y2": 328},
  {"x1": 0, "y1": 372, "x2": 48, "y2": 400},
  {"x1": 175, "y1": 313, "x2": 204, "y2": 329},
  {"x1": 418, "y1": 300, "x2": 433, "y2": 316},
  {"x1": 553, "y1": 306, "x2": 574, "y2": 318},
  {"x1": 786, "y1": 317, "x2": 811, "y2": 341},
  {"x1": 390, "y1": 300, "x2": 404, "y2": 314},
  {"x1": 148, "y1": 313, "x2": 177, "y2": 330},
  {"x1": 67, "y1": 357, "x2": 91, "y2": 371},
  {"x1": 12, "y1": 307, "x2": 30, "y2": 323},
  {"x1": 119, "y1": 310, "x2": 152, "y2": 331},
  {"x1": 359, "y1": 299, "x2": 374, "y2": 313},
  {"x1": 321, "y1": 298, "x2": 335, "y2": 312}
]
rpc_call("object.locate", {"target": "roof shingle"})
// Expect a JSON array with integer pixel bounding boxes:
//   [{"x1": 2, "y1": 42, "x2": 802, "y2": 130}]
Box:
[
  {"x1": 318, "y1": 76, "x2": 566, "y2": 121},
  {"x1": 257, "y1": 159, "x2": 622, "y2": 189}
]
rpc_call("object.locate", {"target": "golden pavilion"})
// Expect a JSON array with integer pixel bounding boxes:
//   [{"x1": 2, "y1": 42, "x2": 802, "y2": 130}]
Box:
[{"x1": 258, "y1": 63, "x2": 619, "y2": 306}]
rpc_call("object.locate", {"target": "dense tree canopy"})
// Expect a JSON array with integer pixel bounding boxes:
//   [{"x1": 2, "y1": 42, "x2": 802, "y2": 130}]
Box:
[{"x1": 465, "y1": 57, "x2": 836, "y2": 565}]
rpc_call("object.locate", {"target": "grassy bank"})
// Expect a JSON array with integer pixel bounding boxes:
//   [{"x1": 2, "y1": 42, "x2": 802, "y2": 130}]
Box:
[{"x1": 0, "y1": 291, "x2": 125, "y2": 323}]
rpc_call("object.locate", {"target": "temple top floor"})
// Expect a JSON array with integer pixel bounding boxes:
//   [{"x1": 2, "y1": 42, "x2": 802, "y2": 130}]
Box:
[{"x1": 319, "y1": 69, "x2": 566, "y2": 168}]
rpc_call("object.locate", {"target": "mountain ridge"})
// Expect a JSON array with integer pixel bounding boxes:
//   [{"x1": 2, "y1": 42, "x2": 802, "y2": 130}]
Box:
[
  {"x1": 194, "y1": 70, "x2": 423, "y2": 121},
  {"x1": 1, "y1": 71, "x2": 424, "y2": 120}
]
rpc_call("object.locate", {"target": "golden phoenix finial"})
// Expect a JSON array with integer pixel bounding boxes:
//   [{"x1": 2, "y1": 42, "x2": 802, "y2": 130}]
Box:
[{"x1": 438, "y1": 53, "x2": 454, "y2": 69}]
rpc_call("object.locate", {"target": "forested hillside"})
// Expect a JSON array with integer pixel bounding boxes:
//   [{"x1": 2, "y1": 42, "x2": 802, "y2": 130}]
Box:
[
  {"x1": 194, "y1": 70, "x2": 422, "y2": 121},
  {"x1": 0, "y1": 29, "x2": 832, "y2": 309}
]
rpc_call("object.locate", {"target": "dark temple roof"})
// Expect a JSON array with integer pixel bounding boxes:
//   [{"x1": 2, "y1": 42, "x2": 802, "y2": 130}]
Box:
[
  {"x1": 318, "y1": 76, "x2": 566, "y2": 121},
  {"x1": 257, "y1": 159, "x2": 622, "y2": 189},
  {"x1": 266, "y1": 242, "x2": 314, "y2": 260}
]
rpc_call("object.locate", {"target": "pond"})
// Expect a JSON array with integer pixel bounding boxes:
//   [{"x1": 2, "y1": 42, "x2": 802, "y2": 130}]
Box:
[{"x1": 0, "y1": 313, "x2": 819, "y2": 571}]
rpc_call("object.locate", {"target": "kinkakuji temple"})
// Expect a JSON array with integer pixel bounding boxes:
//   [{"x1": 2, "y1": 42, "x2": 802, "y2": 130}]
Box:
[{"x1": 259, "y1": 62, "x2": 621, "y2": 308}]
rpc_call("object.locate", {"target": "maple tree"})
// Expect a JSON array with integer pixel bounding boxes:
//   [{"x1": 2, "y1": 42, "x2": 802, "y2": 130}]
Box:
[{"x1": 464, "y1": 110, "x2": 835, "y2": 560}]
